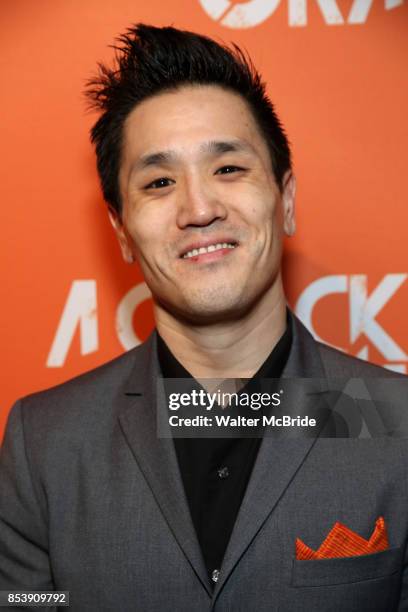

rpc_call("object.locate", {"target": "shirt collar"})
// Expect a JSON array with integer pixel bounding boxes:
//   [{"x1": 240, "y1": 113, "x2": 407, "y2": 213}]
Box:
[{"x1": 157, "y1": 308, "x2": 292, "y2": 385}]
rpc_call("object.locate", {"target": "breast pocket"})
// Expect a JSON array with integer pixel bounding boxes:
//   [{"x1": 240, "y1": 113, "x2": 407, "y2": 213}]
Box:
[{"x1": 291, "y1": 546, "x2": 403, "y2": 587}]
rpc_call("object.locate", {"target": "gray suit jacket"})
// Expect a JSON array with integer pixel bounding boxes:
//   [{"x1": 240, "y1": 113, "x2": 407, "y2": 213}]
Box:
[{"x1": 1, "y1": 313, "x2": 408, "y2": 611}]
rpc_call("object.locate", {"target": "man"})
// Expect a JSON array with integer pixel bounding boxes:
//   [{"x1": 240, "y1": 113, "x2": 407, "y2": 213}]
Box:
[{"x1": 0, "y1": 24, "x2": 407, "y2": 612}]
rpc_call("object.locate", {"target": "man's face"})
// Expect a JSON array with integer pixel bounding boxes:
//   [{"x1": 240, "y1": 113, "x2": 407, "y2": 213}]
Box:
[{"x1": 111, "y1": 85, "x2": 295, "y2": 323}]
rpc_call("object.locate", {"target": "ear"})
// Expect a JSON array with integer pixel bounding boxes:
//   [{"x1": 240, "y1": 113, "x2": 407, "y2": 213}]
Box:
[
  {"x1": 107, "y1": 207, "x2": 135, "y2": 263},
  {"x1": 281, "y1": 171, "x2": 296, "y2": 237}
]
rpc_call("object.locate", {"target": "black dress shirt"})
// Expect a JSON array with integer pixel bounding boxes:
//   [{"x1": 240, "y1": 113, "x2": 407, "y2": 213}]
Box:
[{"x1": 157, "y1": 316, "x2": 292, "y2": 585}]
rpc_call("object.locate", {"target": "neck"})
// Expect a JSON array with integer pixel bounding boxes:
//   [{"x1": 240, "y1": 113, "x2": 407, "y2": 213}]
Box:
[{"x1": 154, "y1": 277, "x2": 288, "y2": 379}]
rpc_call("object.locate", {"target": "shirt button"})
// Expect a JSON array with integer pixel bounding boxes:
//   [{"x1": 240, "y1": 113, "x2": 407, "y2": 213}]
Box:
[
  {"x1": 212, "y1": 569, "x2": 220, "y2": 583},
  {"x1": 217, "y1": 466, "x2": 229, "y2": 479}
]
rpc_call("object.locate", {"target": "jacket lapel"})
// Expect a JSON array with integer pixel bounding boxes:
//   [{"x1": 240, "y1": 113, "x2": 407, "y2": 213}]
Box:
[
  {"x1": 117, "y1": 312, "x2": 329, "y2": 599},
  {"x1": 117, "y1": 333, "x2": 212, "y2": 596},
  {"x1": 212, "y1": 312, "x2": 329, "y2": 599}
]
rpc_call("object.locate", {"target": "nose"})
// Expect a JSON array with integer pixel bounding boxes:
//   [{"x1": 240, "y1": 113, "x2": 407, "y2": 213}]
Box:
[{"x1": 176, "y1": 174, "x2": 228, "y2": 229}]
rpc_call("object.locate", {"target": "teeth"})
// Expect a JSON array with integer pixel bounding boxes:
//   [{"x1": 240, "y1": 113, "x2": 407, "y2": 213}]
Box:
[{"x1": 183, "y1": 242, "x2": 236, "y2": 259}]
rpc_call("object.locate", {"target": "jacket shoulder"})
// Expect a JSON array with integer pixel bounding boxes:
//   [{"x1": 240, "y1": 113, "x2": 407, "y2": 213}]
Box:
[
  {"x1": 24, "y1": 343, "x2": 142, "y2": 401},
  {"x1": 12, "y1": 336, "x2": 154, "y2": 438},
  {"x1": 316, "y1": 341, "x2": 405, "y2": 378}
]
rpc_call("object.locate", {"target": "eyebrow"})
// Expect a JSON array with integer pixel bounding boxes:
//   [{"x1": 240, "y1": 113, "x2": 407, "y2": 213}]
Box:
[
  {"x1": 202, "y1": 139, "x2": 255, "y2": 156},
  {"x1": 133, "y1": 139, "x2": 256, "y2": 173}
]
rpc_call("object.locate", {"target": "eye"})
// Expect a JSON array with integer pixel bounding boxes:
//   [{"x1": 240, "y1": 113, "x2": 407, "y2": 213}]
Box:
[
  {"x1": 215, "y1": 165, "x2": 245, "y2": 175},
  {"x1": 144, "y1": 177, "x2": 175, "y2": 189}
]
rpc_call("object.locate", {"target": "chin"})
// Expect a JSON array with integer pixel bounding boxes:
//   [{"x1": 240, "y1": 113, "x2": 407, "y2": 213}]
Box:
[{"x1": 177, "y1": 293, "x2": 257, "y2": 325}]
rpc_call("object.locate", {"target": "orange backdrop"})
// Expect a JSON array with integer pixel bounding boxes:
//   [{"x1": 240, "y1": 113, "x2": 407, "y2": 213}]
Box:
[{"x1": 1, "y1": 0, "x2": 407, "y2": 440}]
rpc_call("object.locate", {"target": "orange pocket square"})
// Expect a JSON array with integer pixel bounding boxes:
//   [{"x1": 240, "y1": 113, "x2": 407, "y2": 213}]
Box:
[{"x1": 296, "y1": 516, "x2": 389, "y2": 560}]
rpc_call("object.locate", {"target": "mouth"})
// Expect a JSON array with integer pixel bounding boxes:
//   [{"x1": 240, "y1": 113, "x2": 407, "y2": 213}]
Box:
[{"x1": 180, "y1": 241, "x2": 238, "y2": 262}]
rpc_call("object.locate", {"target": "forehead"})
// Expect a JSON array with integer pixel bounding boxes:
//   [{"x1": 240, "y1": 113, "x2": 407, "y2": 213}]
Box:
[{"x1": 120, "y1": 85, "x2": 270, "y2": 163}]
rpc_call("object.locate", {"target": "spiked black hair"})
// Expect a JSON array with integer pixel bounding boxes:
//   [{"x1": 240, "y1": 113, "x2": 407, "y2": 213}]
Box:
[{"x1": 86, "y1": 23, "x2": 292, "y2": 215}]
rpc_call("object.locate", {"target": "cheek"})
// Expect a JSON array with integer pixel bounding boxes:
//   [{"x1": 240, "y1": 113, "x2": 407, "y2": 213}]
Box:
[
  {"x1": 244, "y1": 199, "x2": 277, "y2": 232},
  {"x1": 125, "y1": 205, "x2": 161, "y2": 243},
  {"x1": 249, "y1": 201, "x2": 282, "y2": 257},
  {"x1": 126, "y1": 213, "x2": 174, "y2": 267},
  {"x1": 235, "y1": 179, "x2": 279, "y2": 218}
]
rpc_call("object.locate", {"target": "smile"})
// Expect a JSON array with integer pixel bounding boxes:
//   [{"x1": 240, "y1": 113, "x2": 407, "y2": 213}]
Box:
[{"x1": 182, "y1": 242, "x2": 237, "y2": 259}]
